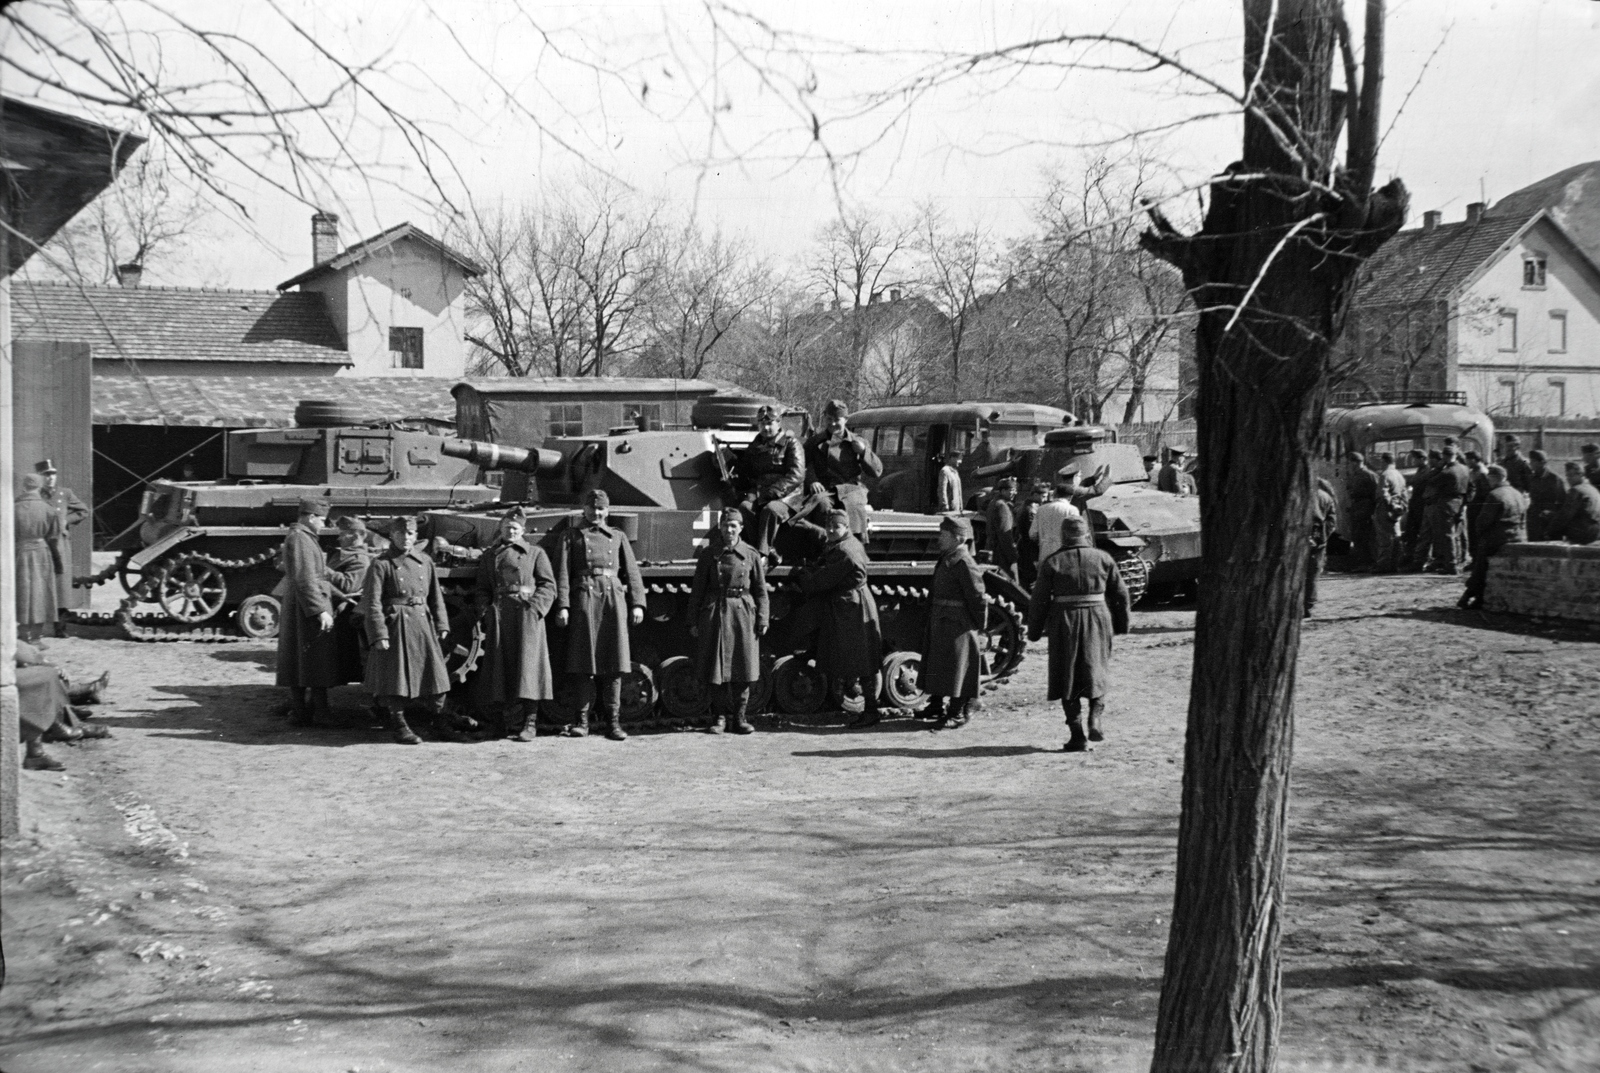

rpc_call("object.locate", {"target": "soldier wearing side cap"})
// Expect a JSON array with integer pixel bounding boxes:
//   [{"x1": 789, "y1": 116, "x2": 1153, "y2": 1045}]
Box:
[
  {"x1": 472, "y1": 507, "x2": 558, "y2": 741},
  {"x1": 923, "y1": 514, "x2": 986, "y2": 730},
  {"x1": 687, "y1": 508, "x2": 769, "y2": 735},
  {"x1": 985, "y1": 477, "x2": 1020, "y2": 582},
  {"x1": 731, "y1": 402, "x2": 807, "y2": 562},
  {"x1": 325, "y1": 515, "x2": 374, "y2": 684},
  {"x1": 800, "y1": 508, "x2": 884, "y2": 727},
  {"x1": 276, "y1": 497, "x2": 339, "y2": 725},
  {"x1": 359, "y1": 515, "x2": 454, "y2": 745},
  {"x1": 14, "y1": 473, "x2": 62, "y2": 644},
  {"x1": 803, "y1": 399, "x2": 883, "y2": 540},
  {"x1": 1027, "y1": 514, "x2": 1130, "y2": 752},
  {"x1": 553, "y1": 488, "x2": 647, "y2": 742}
]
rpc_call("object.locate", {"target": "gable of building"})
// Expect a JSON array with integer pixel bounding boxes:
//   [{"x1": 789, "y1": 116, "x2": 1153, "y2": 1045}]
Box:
[{"x1": 277, "y1": 222, "x2": 483, "y2": 292}]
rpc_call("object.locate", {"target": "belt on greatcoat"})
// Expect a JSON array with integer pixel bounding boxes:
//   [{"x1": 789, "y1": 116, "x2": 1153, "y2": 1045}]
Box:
[
  {"x1": 1052, "y1": 593, "x2": 1106, "y2": 607},
  {"x1": 384, "y1": 596, "x2": 427, "y2": 608}
]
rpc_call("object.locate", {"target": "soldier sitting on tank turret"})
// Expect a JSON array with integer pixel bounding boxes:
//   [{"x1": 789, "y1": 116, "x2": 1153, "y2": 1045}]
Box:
[
  {"x1": 803, "y1": 399, "x2": 884, "y2": 540},
  {"x1": 554, "y1": 489, "x2": 647, "y2": 742},
  {"x1": 732, "y1": 403, "x2": 807, "y2": 562}
]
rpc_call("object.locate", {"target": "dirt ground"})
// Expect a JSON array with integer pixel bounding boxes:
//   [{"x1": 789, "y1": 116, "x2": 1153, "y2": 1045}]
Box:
[{"x1": 2, "y1": 569, "x2": 1598, "y2": 1072}]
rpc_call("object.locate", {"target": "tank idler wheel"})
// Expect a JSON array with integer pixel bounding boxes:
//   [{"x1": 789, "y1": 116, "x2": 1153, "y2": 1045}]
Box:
[
  {"x1": 235, "y1": 594, "x2": 281, "y2": 639},
  {"x1": 658, "y1": 656, "x2": 712, "y2": 718},
  {"x1": 620, "y1": 662, "x2": 657, "y2": 722},
  {"x1": 155, "y1": 556, "x2": 228, "y2": 624},
  {"x1": 772, "y1": 655, "x2": 828, "y2": 715},
  {"x1": 117, "y1": 551, "x2": 155, "y2": 601},
  {"x1": 880, "y1": 651, "x2": 929, "y2": 712},
  {"x1": 748, "y1": 653, "x2": 777, "y2": 714}
]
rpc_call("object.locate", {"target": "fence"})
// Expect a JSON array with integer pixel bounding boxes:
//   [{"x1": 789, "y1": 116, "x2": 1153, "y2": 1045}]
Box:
[
  {"x1": 1491, "y1": 419, "x2": 1600, "y2": 465},
  {"x1": 1112, "y1": 419, "x2": 1198, "y2": 458}
]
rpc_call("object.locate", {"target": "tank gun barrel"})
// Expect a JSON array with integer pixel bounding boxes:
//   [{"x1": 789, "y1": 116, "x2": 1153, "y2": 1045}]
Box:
[{"x1": 442, "y1": 439, "x2": 564, "y2": 475}]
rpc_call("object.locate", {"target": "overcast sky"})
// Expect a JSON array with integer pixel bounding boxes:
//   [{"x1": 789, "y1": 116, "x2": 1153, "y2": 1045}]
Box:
[{"x1": 13, "y1": 0, "x2": 1600, "y2": 289}]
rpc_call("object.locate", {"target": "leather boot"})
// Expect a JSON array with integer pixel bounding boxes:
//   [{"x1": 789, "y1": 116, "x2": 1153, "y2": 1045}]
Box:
[
  {"x1": 68, "y1": 671, "x2": 110, "y2": 706},
  {"x1": 604, "y1": 710, "x2": 628, "y2": 742},
  {"x1": 386, "y1": 708, "x2": 421, "y2": 745},
  {"x1": 730, "y1": 685, "x2": 754, "y2": 734},
  {"x1": 287, "y1": 688, "x2": 315, "y2": 726},
  {"x1": 562, "y1": 709, "x2": 590, "y2": 738},
  {"x1": 921, "y1": 697, "x2": 947, "y2": 724},
  {"x1": 510, "y1": 701, "x2": 538, "y2": 743},
  {"x1": 707, "y1": 715, "x2": 726, "y2": 735},
  {"x1": 946, "y1": 700, "x2": 971, "y2": 730},
  {"x1": 1087, "y1": 699, "x2": 1106, "y2": 743},
  {"x1": 24, "y1": 741, "x2": 64, "y2": 771},
  {"x1": 1063, "y1": 699, "x2": 1088, "y2": 752},
  {"x1": 310, "y1": 687, "x2": 334, "y2": 724}
]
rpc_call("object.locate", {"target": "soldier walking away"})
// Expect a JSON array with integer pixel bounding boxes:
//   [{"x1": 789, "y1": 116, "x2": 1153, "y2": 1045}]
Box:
[
  {"x1": 14, "y1": 473, "x2": 62, "y2": 644},
  {"x1": 1027, "y1": 515, "x2": 1130, "y2": 752},
  {"x1": 935, "y1": 451, "x2": 965, "y2": 513},
  {"x1": 1499, "y1": 437, "x2": 1533, "y2": 494},
  {"x1": 985, "y1": 477, "x2": 1020, "y2": 582},
  {"x1": 276, "y1": 498, "x2": 341, "y2": 726},
  {"x1": 923, "y1": 515, "x2": 986, "y2": 731},
  {"x1": 803, "y1": 399, "x2": 884, "y2": 539},
  {"x1": 1305, "y1": 478, "x2": 1337, "y2": 615},
  {"x1": 360, "y1": 515, "x2": 455, "y2": 745},
  {"x1": 472, "y1": 508, "x2": 558, "y2": 742},
  {"x1": 1459, "y1": 466, "x2": 1527, "y2": 610},
  {"x1": 36, "y1": 460, "x2": 89, "y2": 635},
  {"x1": 1525, "y1": 450, "x2": 1567, "y2": 541},
  {"x1": 687, "y1": 509, "x2": 769, "y2": 735},
  {"x1": 326, "y1": 516, "x2": 373, "y2": 685},
  {"x1": 1343, "y1": 451, "x2": 1380, "y2": 570},
  {"x1": 1033, "y1": 477, "x2": 1083, "y2": 570},
  {"x1": 800, "y1": 509, "x2": 885, "y2": 728},
  {"x1": 1550, "y1": 462, "x2": 1600, "y2": 545},
  {"x1": 1374, "y1": 453, "x2": 1408, "y2": 572},
  {"x1": 731, "y1": 404, "x2": 807, "y2": 562},
  {"x1": 554, "y1": 489, "x2": 646, "y2": 741}
]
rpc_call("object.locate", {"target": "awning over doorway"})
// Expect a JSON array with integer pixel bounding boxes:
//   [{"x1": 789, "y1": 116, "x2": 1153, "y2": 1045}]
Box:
[{"x1": 93, "y1": 375, "x2": 460, "y2": 428}]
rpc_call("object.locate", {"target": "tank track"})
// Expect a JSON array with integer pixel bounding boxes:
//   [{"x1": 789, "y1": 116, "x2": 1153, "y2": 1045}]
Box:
[{"x1": 62, "y1": 596, "x2": 261, "y2": 643}]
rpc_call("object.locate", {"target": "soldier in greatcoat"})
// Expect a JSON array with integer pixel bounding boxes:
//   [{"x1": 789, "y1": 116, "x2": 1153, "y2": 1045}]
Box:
[
  {"x1": 276, "y1": 498, "x2": 339, "y2": 725},
  {"x1": 800, "y1": 509, "x2": 884, "y2": 727},
  {"x1": 1027, "y1": 514, "x2": 1130, "y2": 752},
  {"x1": 472, "y1": 507, "x2": 557, "y2": 741},
  {"x1": 360, "y1": 515, "x2": 453, "y2": 745},
  {"x1": 731, "y1": 404, "x2": 807, "y2": 562},
  {"x1": 687, "y1": 509, "x2": 769, "y2": 734},
  {"x1": 14, "y1": 474, "x2": 62, "y2": 643},
  {"x1": 325, "y1": 516, "x2": 373, "y2": 685},
  {"x1": 985, "y1": 477, "x2": 1019, "y2": 582},
  {"x1": 36, "y1": 460, "x2": 90, "y2": 633},
  {"x1": 553, "y1": 489, "x2": 646, "y2": 742},
  {"x1": 923, "y1": 515, "x2": 986, "y2": 730}
]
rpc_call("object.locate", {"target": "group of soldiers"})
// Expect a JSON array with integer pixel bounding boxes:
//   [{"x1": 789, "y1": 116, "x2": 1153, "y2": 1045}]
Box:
[{"x1": 12, "y1": 458, "x2": 91, "y2": 642}]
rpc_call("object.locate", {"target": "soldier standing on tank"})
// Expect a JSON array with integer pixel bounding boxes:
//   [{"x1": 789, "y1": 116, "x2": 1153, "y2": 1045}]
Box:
[
  {"x1": 804, "y1": 399, "x2": 884, "y2": 539},
  {"x1": 1526, "y1": 450, "x2": 1566, "y2": 541},
  {"x1": 472, "y1": 507, "x2": 557, "y2": 742},
  {"x1": 14, "y1": 474, "x2": 62, "y2": 644},
  {"x1": 1344, "y1": 451, "x2": 1380, "y2": 570},
  {"x1": 1499, "y1": 437, "x2": 1533, "y2": 494},
  {"x1": 985, "y1": 477, "x2": 1020, "y2": 582},
  {"x1": 554, "y1": 489, "x2": 646, "y2": 742},
  {"x1": 277, "y1": 498, "x2": 340, "y2": 726},
  {"x1": 360, "y1": 515, "x2": 454, "y2": 745},
  {"x1": 801, "y1": 509, "x2": 884, "y2": 728},
  {"x1": 35, "y1": 460, "x2": 89, "y2": 635},
  {"x1": 1027, "y1": 514, "x2": 1130, "y2": 752},
  {"x1": 923, "y1": 515, "x2": 986, "y2": 731},
  {"x1": 732, "y1": 404, "x2": 807, "y2": 562},
  {"x1": 326, "y1": 515, "x2": 374, "y2": 685},
  {"x1": 688, "y1": 509, "x2": 769, "y2": 735},
  {"x1": 1459, "y1": 466, "x2": 1527, "y2": 610}
]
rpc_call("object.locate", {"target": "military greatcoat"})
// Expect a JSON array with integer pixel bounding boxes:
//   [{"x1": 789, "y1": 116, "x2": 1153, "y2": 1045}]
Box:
[
  {"x1": 800, "y1": 532, "x2": 883, "y2": 683},
  {"x1": 1026, "y1": 536, "x2": 1130, "y2": 701},
  {"x1": 325, "y1": 544, "x2": 372, "y2": 684},
  {"x1": 43, "y1": 485, "x2": 90, "y2": 606},
  {"x1": 359, "y1": 544, "x2": 452, "y2": 699},
  {"x1": 275, "y1": 521, "x2": 340, "y2": 688},
  {"x1": 554, "y1": 519, "x2": 646, "y2": 675},
  {"x1": 14, "y1": 491, "x2": 62, "y2": 627},
  {"x1": 687, "y1": 537, "x2": 769, "y2": 685},
  {"x1": 473, "y1": 537, "x2": 558, "y2": 703},
  {"x1": 922, "y1": 545, "x2": 986, "y2": 701}
]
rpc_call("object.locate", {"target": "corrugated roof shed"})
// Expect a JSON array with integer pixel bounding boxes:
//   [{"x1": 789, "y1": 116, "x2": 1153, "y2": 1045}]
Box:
[
  {"x1": 95, "y1": 375, "x2": 457, "y2": 427},
  {"x1": 10, "y1": 281, "x2": 348, "y2": 365}
]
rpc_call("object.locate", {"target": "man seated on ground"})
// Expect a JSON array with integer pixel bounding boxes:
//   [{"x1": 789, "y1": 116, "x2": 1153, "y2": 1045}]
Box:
[{"x1": 15, "y1": 640, "x2": 112, "y2": 771}]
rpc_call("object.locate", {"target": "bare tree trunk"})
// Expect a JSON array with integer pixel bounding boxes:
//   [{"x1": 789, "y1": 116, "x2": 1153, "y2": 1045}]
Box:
[{"x1": 1143, "y1": 2, "x2": 1406, "y2": 1070}]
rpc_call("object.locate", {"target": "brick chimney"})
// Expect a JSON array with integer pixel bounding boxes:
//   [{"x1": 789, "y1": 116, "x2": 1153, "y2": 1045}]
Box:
[
  {"x1": 115, "y1": 262, "x2": 143, "y2": 288},
  {"x1": 1465, "y1": 202, "x2": 1485, "y2": 225},
  {"x1": 1422, "y1": 210, "x2": 1441, "y2": 233},
  {"x1": 312, "y1": 212, "x2": 340, "y2": 266}
]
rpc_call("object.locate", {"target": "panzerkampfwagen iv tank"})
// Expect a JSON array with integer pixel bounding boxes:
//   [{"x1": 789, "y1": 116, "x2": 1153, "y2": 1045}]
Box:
[
  {"x1": 421, "y1": 405, "x2": 1032, "y2": 730},
  {"x1": 105, "y1": 400, "x2": 502, "y2": 637}
]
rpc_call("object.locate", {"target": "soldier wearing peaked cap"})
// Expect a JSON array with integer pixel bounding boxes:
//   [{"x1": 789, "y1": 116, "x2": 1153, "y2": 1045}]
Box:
[
  {"x1": 732, "y1": 403, "x2": 807, "y2": 562},
  {"x1": 276, "y1": 497, "x2": 339, "y2": 725},
  {"x1": 472, "y1": 507, "x2": 557, "y2": 741},
  {"x1": 803, "y1": 399, "x2": 883, "y2": 539},
  {"x1": 922, "y1": 514, "x2": 986, "y2": 730},
  {"x1": 687, "y1": 508, "x2": 769, "y2": 734},
  {"x1": 359, "y1": 515, "x2": 455, "y2": 744},
  {"x1": 554, "y1": 488, "x2": 647, "y2": 741},
  {"x1": 1028, "y1": 514, "x2": 1130, "y2": 752},
  {"x1": 1157, "y1": 448, "x2": 1190, "y2": 495},
  {"x1": 800, "y1": 508, "x2": 884, "y2": 727},
  {"x1": 36, "y1": 459, "x2": 89, "y2": 633}
]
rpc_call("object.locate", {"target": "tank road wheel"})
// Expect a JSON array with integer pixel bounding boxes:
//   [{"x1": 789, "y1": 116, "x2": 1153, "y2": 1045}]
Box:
[
  {"x1": 1117, "y1": 556, "x2": 1152, "y2": 608},
  {"x1": 658, "y1": 656, "x2": 712, "y2": 718},
  {"x1": 235, "y1": 594, "x2": 281, "y2": 640},
  {"x1": 880, "y1": 651, "x2": 930, "y2": 712},
  {"x1": 772, "y1": 655, "x2": 828, "y2": 715},
  {"x1": 620, "y1": 662, "x2": 657, "y2": 723},
  {"x1": 981, "y1": 597, "x2": 1026, "y2": 681},
  {"x1": 154, "y1": 556, "x2": 228, "y2": 624}
]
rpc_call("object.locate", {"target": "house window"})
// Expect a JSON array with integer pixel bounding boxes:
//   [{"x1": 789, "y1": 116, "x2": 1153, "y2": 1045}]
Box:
[
  {"x1": 547, "y1": 404, "x2": 584, "y2": 437},
  {"x1": 1496, "y1": 377, "x2": 1519, "y2": 417},
  {"x1": 1548, "y1": 379, "x2": 1567, "y2": 417},
  {"x1": 623, "y1": 402, "x2": 662, "y2": 430},
  {"x1": 1549, "y1": 310, "x2": 1568, "y2": 353},
  {"x1": 399, "y1": 287, "x2": 413, "y2": 300},
  {"x1": 389, "y1": 327, "x2": 424, "y2": 369},
  {"x1": 1496, "y1": 309, "x2": 1518, "y2": 352},
  {"x1": 1522, "y1": 255, "x2": 1547, "y2": 288}
]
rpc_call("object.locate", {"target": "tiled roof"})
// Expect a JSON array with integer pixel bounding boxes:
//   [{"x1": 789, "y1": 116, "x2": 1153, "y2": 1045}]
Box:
[
  {"x1": 452, "y1": 376, "x2": 724, "y2": 397},
  {"x1": 11, "y1": 282, "x2": 348, "y2": 366},
  {"x1": 94, "y1": 375, "x2": 458, "y2": 427},
  {"x1": 1351, "y1": 214, "x2": 1529, "y2": 307},
  {"x1": 278, "y1": 222, "x2": 484, "y2": 290},
  {"x1": 1492, "y1": 160, "x2": 1600, "y2": 264}
]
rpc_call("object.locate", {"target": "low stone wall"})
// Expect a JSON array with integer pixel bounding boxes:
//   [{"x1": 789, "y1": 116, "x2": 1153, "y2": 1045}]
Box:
[{"x1": 1483, "y1": 542, "x2": 1600, "y2": 623}]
